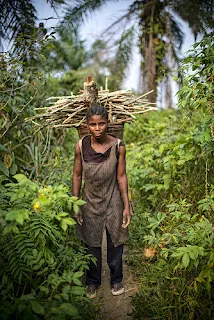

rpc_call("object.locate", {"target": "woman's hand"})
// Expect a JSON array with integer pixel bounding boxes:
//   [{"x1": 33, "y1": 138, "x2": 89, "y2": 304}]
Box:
[
  {"x1": 122, "y1": 207, "x2": 131, "y2": 228},
  {"x1": 74, "y1": 208, "x2": 83, "y2": 226}
]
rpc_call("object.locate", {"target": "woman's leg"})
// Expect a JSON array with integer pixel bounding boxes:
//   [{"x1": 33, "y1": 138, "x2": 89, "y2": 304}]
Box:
[
  {"x1": 106, "y1": 228, "x2": 123, "y2": 285},
  {"x1": 86, "y1": 245, "x2": 102, "y2": 287}
]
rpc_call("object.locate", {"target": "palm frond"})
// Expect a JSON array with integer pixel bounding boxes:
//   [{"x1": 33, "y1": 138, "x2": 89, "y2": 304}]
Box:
[
  {"x1": 0, "y1": 0, "x2": 37, "y2": 44},
  {"x1": 101, "y1": 1, "x2": 141, "y2": 37},
  {"x1": 47, "y1": 0, "x2": 67, "y2": 7},
  {"x1": 168, "y1": 0, "x2": 214, "y2": 36},
  {"x1": 168, "y1": 14, "x2": 184, "y2": 49},
  {"x1": 108, "y1": 26, "x2": 135, "y2": 87},
  {"x1": 61, "y1": 0, "x2": 119, "y2": 28}
]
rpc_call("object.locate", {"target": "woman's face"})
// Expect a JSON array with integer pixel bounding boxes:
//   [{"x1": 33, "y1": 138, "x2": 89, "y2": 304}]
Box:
[{"x1": 87, "y1": 114, "x2": 107, "y2": 139}]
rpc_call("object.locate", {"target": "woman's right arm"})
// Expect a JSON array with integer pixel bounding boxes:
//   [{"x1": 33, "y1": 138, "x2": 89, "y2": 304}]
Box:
[{"x1": 72, "y1": 142, "x2": 83, "y2": 225}]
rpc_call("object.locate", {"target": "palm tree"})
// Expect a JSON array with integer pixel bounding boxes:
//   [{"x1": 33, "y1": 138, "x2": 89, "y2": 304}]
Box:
[
  {"x1": 60, "y1": 0, "x2": 213, "y2": 103},
  {"x1": 0, "y1": 0, "x2": 65, "y2": 48}
]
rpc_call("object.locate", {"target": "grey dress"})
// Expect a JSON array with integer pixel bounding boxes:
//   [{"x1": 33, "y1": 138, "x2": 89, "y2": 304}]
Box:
[{"x1": 76, "y1": 137, "x2": 128, "y2": 247}]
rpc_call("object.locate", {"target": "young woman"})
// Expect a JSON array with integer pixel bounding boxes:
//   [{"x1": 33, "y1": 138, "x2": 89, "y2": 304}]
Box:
[{"x1": 72, "y1": 105, "x2": 131, "y2": 298}]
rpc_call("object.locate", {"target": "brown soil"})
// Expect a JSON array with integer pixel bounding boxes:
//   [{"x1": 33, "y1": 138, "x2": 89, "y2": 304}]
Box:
[{"x1": 94, "y1": 231, "x2": 139, "y2": 320}]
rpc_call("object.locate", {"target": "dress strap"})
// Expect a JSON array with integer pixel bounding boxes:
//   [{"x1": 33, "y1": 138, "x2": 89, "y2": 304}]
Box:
[
  {"x1": 117, "y1": 138, "x2": 121, "y2": 148},
  {"x1": 116, "y1": 138, "x2": 121, "y2": 158},
  {"x1": 78, "y1": 139, "x2": 83, "y2": 161}
]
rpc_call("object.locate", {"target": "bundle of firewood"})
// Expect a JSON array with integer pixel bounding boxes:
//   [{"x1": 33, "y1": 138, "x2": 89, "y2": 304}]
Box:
[{"x1": 31, "y1": 77, "x2": 157, "y2": 129}]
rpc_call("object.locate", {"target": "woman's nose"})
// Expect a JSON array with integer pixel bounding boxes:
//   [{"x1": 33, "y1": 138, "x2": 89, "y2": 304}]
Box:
[{"x1": 95, "y1": 124, "x2": 99, "y2": 130}]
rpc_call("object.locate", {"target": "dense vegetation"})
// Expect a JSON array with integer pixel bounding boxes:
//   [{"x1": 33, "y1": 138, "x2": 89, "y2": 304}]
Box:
[
  {"x1": 0, "y1": 28, "x2": 99, "y2": 319},
  {"x1": 0, "y1": 1, "x2": 213, "y2": 317},
  {"x1": 126, "y1": 33, "x2": 214, "y2": 319}
]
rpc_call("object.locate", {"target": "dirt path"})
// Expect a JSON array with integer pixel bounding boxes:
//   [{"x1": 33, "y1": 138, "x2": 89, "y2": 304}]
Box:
[{"x1": 95, "y1": 231, "x2": 139, "y2": 320}]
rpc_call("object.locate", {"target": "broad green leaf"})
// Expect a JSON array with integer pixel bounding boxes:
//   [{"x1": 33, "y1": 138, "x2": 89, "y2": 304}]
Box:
[
  {"x1": 67, "y1": 200, "x2": 72, "y2": 210},
  {"x1": 75, "y1": 199, "x2": 86, "y2": 206},
  {"x1": 182, "y1": 252, "x2": 190, "y2": 268},
  {"x1": 71, "y1": 286, "x2": 85, "y2": 295},
  {"x1": 56, "y1": 212, "x2": 68, "y2": 221},
  {"x1": 13, "y1": 174, "x2": 28, "y2": 182},
  {"x1": 32, "y1": 264, "x2": 41, "y2": 271},
  {"x1": 73, "y1": 278, "x2": 82, "y2": 286},
  {"x1": 61, "y1": 293, "x2": 69, "y2": 301},
  {"x1": 16, "y1": 215, "x2": 24, "y2": 225},
  {"x1": 0, "y1": 160, "x2": 9, "y2": 176},
  {"x1": 2, "y1": 225, "x2": 13, "y2": 236},
  {"x1": 10, "y1": 164, "x2": 18, "y2": 175},
  {"x1": 171, "y1": 251, "x2": 184, "y2": 259},
  {"x1": 5, "y1": 210, "x2": 18, "y2": 221},
  {"x1": 62, "y1": 285, "x2": 70, "y2": 294},
  {"x1": 6, "y1": 209, "x2": 30, "y2": 224},
  {"x1": 39, "y1": 285, "x2": 49, "y2": 294},
  {"x1": 11, "y1": 193, "x2": 18, "y2": 202},
  {"x1": 73, "y1": 271, "x2": 84, "y2": 278},
  {"x1": 31, "y1": 301, "x2": 45, "y2": 315},
  {"x1": 12, "y1": 226, "x2": 19, "y2": 234},
  {"x1": 64, "y1": 217, "x2": 76, "y2": 226},
  {"x1": 0, "y1": 144, "x2": 7, "y2": 152},
  {"x1": 32, "y1": 249, "x2": 38, "y2": 258},
  {"x1": 60, "y1": 219, "x2": 68, "y2": 232},
  {"x1": 59, "y1": 303, "x2": 79, "y2": 316},
  {"x1": 73, "y1": 203, "x2": 79, "y2": 214},
  {"x1": 70, "y1": 196, "x2": 78, "y2": 201}
]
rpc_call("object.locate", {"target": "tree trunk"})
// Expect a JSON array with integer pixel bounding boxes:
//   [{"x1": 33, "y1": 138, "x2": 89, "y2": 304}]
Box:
[
  {"x1": 138, "y1": 0, "x2": 161, "y2": 103},
  {"x1": 143, "y1": 31, "x2": 156, "y2": 103}
]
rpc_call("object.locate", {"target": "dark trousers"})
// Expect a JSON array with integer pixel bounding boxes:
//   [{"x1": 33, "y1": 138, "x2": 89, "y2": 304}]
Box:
[{"x1": 86, "y1": 228, "x2": 123, "y2": 287}]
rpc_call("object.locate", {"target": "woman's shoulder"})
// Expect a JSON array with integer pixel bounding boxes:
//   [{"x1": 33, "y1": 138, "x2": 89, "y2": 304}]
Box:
[
  {"x1": 107, "y1": 134, "x2": 125, "y2": 146},
  {"x1": 76, "y1": 136, "x2": 90, "y2": 151}
]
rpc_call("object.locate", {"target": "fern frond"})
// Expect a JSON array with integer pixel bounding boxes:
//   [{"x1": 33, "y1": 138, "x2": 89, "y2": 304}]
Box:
[
  {"x1": 1, "y1": 232, "x2": 33, "y2": 283},
  {"x1": 27, "y1": 215, "x2": 63, "y2": 247}
]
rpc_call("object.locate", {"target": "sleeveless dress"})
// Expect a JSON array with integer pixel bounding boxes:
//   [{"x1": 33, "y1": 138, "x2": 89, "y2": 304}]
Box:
[{"x1": 76, "y1": 136, "x2": 128, "y2": 247}]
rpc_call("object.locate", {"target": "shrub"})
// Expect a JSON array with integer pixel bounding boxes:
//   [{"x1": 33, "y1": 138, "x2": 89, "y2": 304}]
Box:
[{"x1": 0, "y1": 174, "x2": 98, "y2": 319}]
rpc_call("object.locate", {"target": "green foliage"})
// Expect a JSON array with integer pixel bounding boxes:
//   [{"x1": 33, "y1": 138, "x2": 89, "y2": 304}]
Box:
[
  {"x1": 178, "y1": 32, "x2": 214, "y2": 113},
  {"x1": 0, "y1": 174, "x2": 98, "y2": 319},
  {"x1": 126, "y1": 33, "x2": 214, "y2": 319},
  {"x1": 130, "y1": 201, "x2": 214, "y2": 319},
  {"x1": 0, "y1": 26, "x2": 81, "y2": 184}
]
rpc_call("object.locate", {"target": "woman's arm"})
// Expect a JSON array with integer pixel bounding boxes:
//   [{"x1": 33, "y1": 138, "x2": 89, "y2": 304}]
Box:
[
  {"x1": 72, "y1": 142, "x2": 83, "y2": 225},
  {"x1": 117, "y1": 144, "x2": 131, "y2": 228}
]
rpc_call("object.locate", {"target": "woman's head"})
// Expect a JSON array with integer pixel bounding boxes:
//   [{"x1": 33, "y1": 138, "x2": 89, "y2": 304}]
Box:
[
  {"x1": 86, "y1": 105, "x2": 108, "y2": 139},
  {"x1": 86, "y1": 105, "x2": 108, "y2": 123}
]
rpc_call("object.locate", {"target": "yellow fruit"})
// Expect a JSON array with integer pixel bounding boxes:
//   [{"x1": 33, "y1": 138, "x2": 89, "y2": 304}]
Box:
[{"x1": 130, "y1": 143, "x2": 135, "y2": 147}]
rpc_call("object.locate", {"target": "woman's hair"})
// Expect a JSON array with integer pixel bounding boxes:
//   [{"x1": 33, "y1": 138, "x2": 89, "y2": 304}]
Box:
[{"x1": 86, "y1": 105, "x2": 108, "y2": 122}]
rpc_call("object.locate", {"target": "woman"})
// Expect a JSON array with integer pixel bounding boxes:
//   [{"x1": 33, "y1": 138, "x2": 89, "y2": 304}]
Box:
[{"x1": 72, "y1": 104, "x2": 131, "y2": 298}]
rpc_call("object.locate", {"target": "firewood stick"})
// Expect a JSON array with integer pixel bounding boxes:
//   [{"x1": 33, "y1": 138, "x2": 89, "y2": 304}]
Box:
[{"x1": 63, "y1": 107, "x2": 86, "y2": 124}]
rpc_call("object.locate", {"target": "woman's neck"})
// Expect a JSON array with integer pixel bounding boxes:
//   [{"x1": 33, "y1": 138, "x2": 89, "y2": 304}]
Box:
[{"x1": 91, "y1": 134, "x2": 109, "y2": 145}]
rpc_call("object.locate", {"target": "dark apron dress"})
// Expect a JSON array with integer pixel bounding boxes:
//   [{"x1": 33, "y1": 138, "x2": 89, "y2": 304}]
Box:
[{"x1": 77, "y1": 137, "x2": 128, "y2": 248}]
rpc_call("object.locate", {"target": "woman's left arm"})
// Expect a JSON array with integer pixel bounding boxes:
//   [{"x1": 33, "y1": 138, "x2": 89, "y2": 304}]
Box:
[{"x1": 117, "y1": 144, "x2": 131, "y2": 228}]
